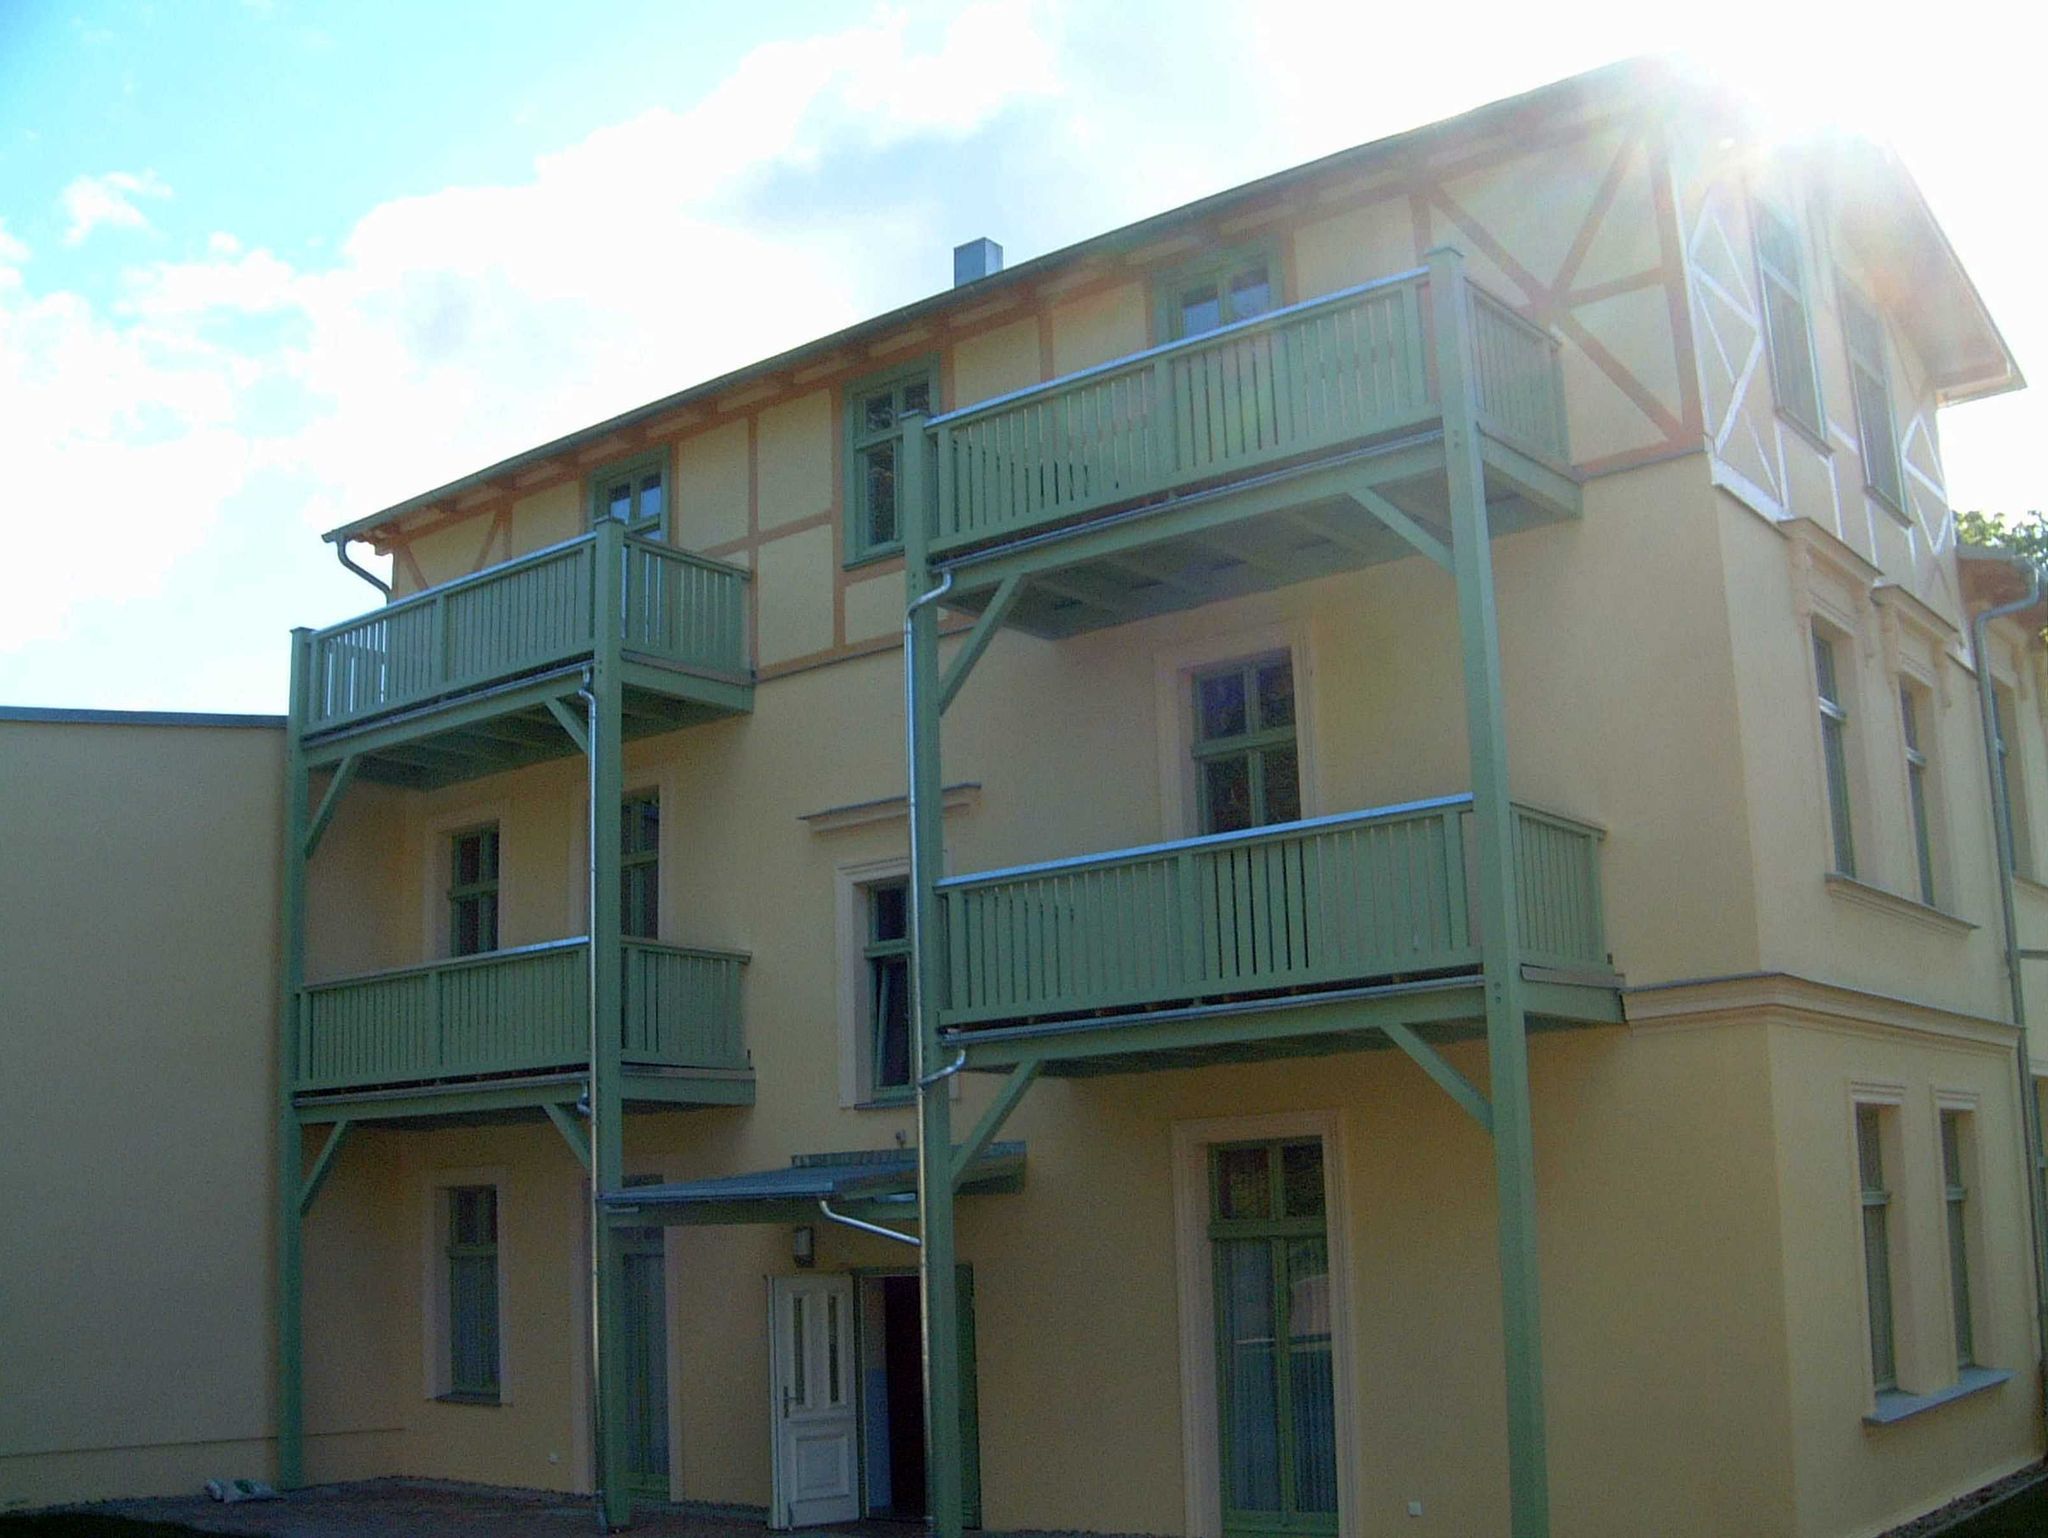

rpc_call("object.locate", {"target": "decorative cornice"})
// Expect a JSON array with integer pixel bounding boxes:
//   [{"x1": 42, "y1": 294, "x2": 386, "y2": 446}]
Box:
[
  {"x1": 1623, "y1": 969, "x2": 2015, "y2": 1052},
  {"x1": 799, "y1": 782, "x2": 982, "y2": 834}
]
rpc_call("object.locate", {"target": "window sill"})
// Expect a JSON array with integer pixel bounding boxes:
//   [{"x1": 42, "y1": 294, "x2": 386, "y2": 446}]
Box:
[
  {"x1": 1777, "y1": 407, "x2": 1833, "y2": 458},
  {"x1": 843, "y1": 545, "x2": 905, "y2": 574},
  {"x1": 435, "y1": 1391, "x2": 502, "y2": 1408},
  {"x1": 1864, "y1": 1367, "x2": 2011, "y2": 1426},
  {"x1": 1865, "y1": 485, "x2": 1912, "y2": 526},
  {"x1": 854, "y1": 1092, "x2": 915, "y2": 1112},
  {"x1": 1824, "y1": 873, "x2": 1977, "y2": 936}
]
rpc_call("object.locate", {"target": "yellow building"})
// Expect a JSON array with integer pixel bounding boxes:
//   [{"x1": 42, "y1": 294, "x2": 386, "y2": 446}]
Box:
[{"x1": 3, "y1": 57, "x2": 2043, "y2": 1538}]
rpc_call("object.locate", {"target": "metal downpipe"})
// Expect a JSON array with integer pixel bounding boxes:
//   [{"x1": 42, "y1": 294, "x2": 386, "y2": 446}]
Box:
[
  {"x1": 576, "y1": 674, "x2": 611, "y2": 1533},
  {"x1": 332, "y1": 536, "x2": 393, "y2": 597},
  {"x1": 1970, "y1": 562, "x2": 2048, "y2": 1419}
]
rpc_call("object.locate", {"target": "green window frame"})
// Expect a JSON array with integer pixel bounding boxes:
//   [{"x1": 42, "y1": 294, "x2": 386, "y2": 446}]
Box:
[
  {"x1": 1208, "y1": 1138, "x2": 1337, "y2": 1535},
  {"x1": 591, "y1": 449, "x2": 668, "y2": 537},
  {"x1": 449, "y1": 824, "x2": 501, "y2": 957},
  {"x1": 1993, "y1": 686, "x2": 2032, "y2": 879},
  {"x1": 1155, "y1": 245, "x2": 1280, "y2": 343},
  {"x1": 1194, "y1": 654, "x2": 1301, "y2": 836},
  {"x1": 1752, "y1": 199, "x2": 1824, "y2": 442},
  {"x1": 1901, "y1": 686, "x2": 1937, "y2": 906},
  {"x1": 863, "y1": 877, "x2": 912, "y2": 1101},
  {"x1": 1841, "y1": 288, "x2": 1906, "y2": 517},
  {"x1": 844, "y1": 363, "x2": 936, "y2": 566},
  {"x1": 621, "y1": 791, "x2": 659, "y2": 942},
  {"x1": 1813, "y1": 631, "x2": 1855, "y2": 878},
  {"x1": 1856, "y1": 1105, "x2": 1897, "y2": 1392},
  {"x1": 1941, "y1": 1110, "x2": 1975, "y2": 1369},
  {"x1": 446, "y1": 1185, "x2": 501, "y2": 1402}
]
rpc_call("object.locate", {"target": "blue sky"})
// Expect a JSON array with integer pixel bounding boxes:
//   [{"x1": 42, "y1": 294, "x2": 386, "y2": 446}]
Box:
[{"x1": 1, "y1": 0, "x2": 2040, "y2": 711}]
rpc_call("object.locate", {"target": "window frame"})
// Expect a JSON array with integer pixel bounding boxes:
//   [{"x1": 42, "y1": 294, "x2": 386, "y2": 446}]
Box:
[
  {"x1": 1152, "y1": 242, "x2": 1283, "y2": 345},
  {"x1": 842, "y1": 358, "x2": 939, "y2": 568},
  {"x1": 834, "y1": 854, "x2": 922, "y2": 1109},
  {"x1": 589, "y1": 447, "x2": 670, "y2": 538},
  {"x1": 1191, "y1": 652, "x2": 1302, "y2": 837},
  {"x1": 442, "y1": 1182, "x2": 503, "y2": 1404},
  {"x1": 447, "y1": 823, "x2": 502, "y2": 958},
  {"x1": 1939, "y1": 1107, "x2": 1977, "y2": 1369},
  {"x1": 861, "y1": 875, "x2": 913, "y2": 1104},
  {"x1": 1750, "y1": 197, "x2": 1827, "y2": 446},
  {"x1": 1838, "y1": 284, "x2": 1908, "y2": 520},
  {"x1": 1854, "y1": 1100, "x2": 1900, "y2": 1394},
  {"x1": 1812, "y1": 629, "x2": 1856, "y2": 878},
  {"x1": 1900, "y1": 683, "x2": 1938, "y2": 907},
  {"x1": 621, "y1": 789, "x2": 660, "y2": 942}
]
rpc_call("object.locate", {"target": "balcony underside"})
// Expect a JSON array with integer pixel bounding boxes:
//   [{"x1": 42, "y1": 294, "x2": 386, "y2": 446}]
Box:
[
  {"x1": 294, "y1": 1063, "x2": 755, "y2": 1128},
  {"x1": 947, "y1": 968, "x2": 1621, "y2": 1078},
  {"x1": 300, "y1": 657, "x2": 752, "y2": 789},
  {"x1": 937, "y1": 429, "x2": 1576, "y2": 638}
]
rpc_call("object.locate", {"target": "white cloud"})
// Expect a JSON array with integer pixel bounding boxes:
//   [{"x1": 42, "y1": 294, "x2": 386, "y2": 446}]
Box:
[{"x1": 58, "y1": 169, "x2": 172, "y2": 247}]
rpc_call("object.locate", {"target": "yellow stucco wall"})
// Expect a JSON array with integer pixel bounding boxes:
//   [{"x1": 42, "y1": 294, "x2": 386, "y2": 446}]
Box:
[{"x1": 0, "y1": 719, "x2": 287, "y2": 1508}]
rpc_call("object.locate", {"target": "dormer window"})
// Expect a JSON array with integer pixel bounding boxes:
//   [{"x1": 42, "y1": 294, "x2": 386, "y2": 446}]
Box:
[{"x1": 591, "y1": 450, "x2": 667, "y2": 537}]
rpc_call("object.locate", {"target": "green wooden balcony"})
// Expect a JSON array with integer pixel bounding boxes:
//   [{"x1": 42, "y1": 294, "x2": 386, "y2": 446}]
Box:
[
  {"x1": 921, "y1": 265, "x2": 1578, "y2": 636},
  {"x1": 937, "y1": 796, "x2": 1609, "y2": 1037},
  {"x1": 295, "y1": 529, "x2": 752, "y2": 787},
  {"x1": 294, "y1": 937, "x2": 750, "y2": 1112}
]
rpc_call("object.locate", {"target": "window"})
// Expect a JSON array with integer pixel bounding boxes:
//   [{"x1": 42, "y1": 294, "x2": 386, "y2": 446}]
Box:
[
  {"x1": 845, "y1": 365, "x2": 935, "y2": 564},
  {"x1": 1193, "y1": 655, "x2": 1300, "y2": 836},
  {"x1": 446, "y1": 1185, "x2": 501, "y2": 1401},
  {"x1": 621, "y1": 792, "x2": 659, "y2": 941},
  {"x1": 1941, "y1": 1110, "x2": 1976, "y2": 1368},
  {"x1": 863, "y1": 878, "x2": 912, "y2": 1100},
  {"x1": 1158, "y1": 248, "x2": 1277, "y2": 342},
  {"x1": 1753, "y1": 201, "x2": 1823, "y2": 439},
  {"x1": 592, "y1": 450, "x2": 667, "y2": 536},
  {"x1": 1842, "y1": 290, "x2": 1905, "y2": 514},
  {"x1": 1813, "y1": 631, "x2": 1855, "y2": 877},
  {"x1": 449, "y1": 825, "x2": 500, "y2": 956},
  {"x1": 1901, "y1": 686, "x2": 1937, "y2": 906},
  {"x1": 1209, "y1": 1139, "x2": 1337, "y2": 1532},
  {"x1": 1856, "y1": 1104, "x2": 1898, "y2": 1392},
  {"x1": 1993, "y1": 685, "x2": 2032, "y2": 879}
]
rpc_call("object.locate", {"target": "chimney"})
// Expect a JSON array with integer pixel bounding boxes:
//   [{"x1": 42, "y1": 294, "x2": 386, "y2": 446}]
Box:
[{"x1": 953, "y1": 237, "x2": 1003, "y2": 287}]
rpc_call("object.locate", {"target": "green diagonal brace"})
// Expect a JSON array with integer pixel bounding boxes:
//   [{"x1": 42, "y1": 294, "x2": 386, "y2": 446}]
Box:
[
  {"x1": 1354, "y1": 484, "x2": 1453, "y2": 571},
  {"x1": 1382, "y1": 1024, "x2": 1492, "y2": 1132},
  {"x1": 303, "y1": 756, "x2": 360, "y2": 859},
  {"x1": 298, "y1": 1118, "x2": 352, "y2": 1216},
  {"x1": 938, "y1": 575, "x2": 1023, "y2": 715},
  {"x1": 545, "y1": 695, "x2": 590, "y2": 757},
  {"x1": 950, "y1": 1058, "x2": 1041, "y2": 1189},
  {"x1": 544, "y1": 1101, "x2": 591, "y2": 1172}
]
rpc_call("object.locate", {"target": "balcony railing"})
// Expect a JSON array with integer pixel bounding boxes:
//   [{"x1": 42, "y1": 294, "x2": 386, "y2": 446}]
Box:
[
  {"x1": 301, "y1": 531, "x2": 750, "y2": 734},
  {"x1": 924, "y1": 268, "x2": 1565, "y2": 557},
  {"x1": 296, "y1": 937, "x2": 749, "y2": 1093},
  {"x1": 936, "y1": 796, "x2": 1603, "y2": 1029}
]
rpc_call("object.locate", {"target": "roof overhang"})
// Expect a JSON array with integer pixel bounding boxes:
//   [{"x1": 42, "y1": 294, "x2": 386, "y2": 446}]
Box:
[
  {"x1": 1817, "y1": 135, "x2": 2023, "y2": 406},
  {"x1": 600, "y1": 1140, "x2": 1025, "y2": 1228},
  {"x1": 1959, "y1": 545, "x2": 2047, "y2": 633},
  {"x1": 322, "y1": 57, "x2": 1680, "y2": 552}
]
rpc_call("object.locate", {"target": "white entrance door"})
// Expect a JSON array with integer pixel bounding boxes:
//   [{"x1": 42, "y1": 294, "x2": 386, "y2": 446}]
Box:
[{"x1": 769, "y1": 1275, "x2": 859, "y2": 1528}]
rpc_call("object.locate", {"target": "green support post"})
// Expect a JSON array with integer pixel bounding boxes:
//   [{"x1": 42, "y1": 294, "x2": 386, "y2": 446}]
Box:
[
  {"x1": 275, "y1": 628, "x2": 312, "y2": 1490},
  {"x1": 588, "y1": 517, "x2": 632, "y2": 1530},
  {"x1": 904, "y1": 410, "x2": 967, "y2": 1538},
  {"x1": 1430, "y1": 244, "x2": 1551, "y2": 1538}
]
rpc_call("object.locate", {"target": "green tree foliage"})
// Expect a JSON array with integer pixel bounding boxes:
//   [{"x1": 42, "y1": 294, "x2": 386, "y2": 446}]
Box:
[{"x1": 1957, "y1": 509, "x2": 2048, "y2": 565}]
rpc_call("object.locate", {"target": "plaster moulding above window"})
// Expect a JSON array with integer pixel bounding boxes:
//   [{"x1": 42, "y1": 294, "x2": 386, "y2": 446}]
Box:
[{"x1": 798, "y1": 782, "x2": 982, "y2": 835}]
